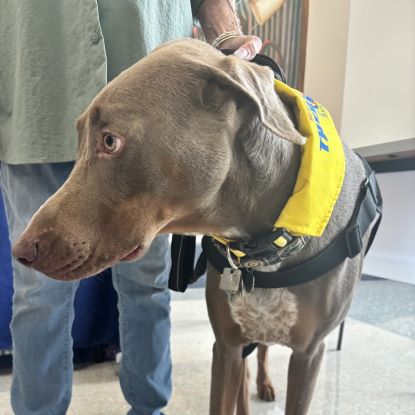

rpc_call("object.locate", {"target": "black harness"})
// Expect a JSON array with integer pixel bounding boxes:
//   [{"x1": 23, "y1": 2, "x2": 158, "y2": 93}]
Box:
[
  {"x1": 169, "y1": 159, "x2": 382, "y2": 292},
  {"x1": 168, "y1": 53, "x2": 383, "y2": 357}
]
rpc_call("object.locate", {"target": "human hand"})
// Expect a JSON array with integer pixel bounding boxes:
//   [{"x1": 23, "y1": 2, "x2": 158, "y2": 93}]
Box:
[{"x1": 217, "y1": 35, "x2": 262, "y2": 61}]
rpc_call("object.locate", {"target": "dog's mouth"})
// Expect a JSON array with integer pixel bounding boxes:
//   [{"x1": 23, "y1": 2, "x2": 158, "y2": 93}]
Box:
[
  {"x1": 120, "y1": 244, "x2": 144, "y2": 261},
  {"x1": 45, "y1": 243, "x2": 146, "y2": 281}
]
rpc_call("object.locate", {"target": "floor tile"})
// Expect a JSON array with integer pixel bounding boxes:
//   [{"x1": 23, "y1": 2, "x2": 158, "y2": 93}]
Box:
[{"x1": 1, "y1": 284, "x2": 414, "y2": 414}]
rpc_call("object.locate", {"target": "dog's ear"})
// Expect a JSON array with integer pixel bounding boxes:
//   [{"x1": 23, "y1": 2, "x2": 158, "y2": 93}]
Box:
[{"x1": 202, "y1": 56, "x2": 305, "y2": 145}]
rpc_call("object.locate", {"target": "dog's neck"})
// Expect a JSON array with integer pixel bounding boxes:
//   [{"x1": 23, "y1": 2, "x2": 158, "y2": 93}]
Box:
[{"x1": 206, "y1": 116, "x2": 301, "y2": 240}]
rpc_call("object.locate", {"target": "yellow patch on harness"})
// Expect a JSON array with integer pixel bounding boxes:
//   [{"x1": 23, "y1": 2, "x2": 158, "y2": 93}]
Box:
[
  {"x1": 274, "y1": 80, "x2": 345, "y2": 237},
  {"x1": 212, "y1": 81, "x2": 346, "y2": 256}
]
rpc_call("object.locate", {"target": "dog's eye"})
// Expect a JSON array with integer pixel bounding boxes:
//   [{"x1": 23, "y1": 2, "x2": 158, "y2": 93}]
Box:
[{"x1": 103, "y1": 134, "x2": 122, "y2": 153}]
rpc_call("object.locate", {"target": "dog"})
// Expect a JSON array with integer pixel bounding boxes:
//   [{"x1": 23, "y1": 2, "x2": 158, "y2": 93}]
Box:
[{"x1": 13, "y1": 38, "x2": 381, "y2": 414}]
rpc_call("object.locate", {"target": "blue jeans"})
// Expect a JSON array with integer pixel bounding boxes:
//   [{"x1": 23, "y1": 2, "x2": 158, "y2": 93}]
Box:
[{"x1": 0, "y1": 162, "x2": 171, "y2": 415}]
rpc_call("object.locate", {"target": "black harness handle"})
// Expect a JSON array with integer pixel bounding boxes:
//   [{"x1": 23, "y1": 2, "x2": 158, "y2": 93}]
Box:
[{"x1": 220, "y1": 49, "x2": 287, "y2": 83}]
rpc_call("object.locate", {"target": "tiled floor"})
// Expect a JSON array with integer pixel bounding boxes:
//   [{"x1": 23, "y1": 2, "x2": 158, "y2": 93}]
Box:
[{"x1": 0, "y1": 278, "x2": 414, "y2": 414}]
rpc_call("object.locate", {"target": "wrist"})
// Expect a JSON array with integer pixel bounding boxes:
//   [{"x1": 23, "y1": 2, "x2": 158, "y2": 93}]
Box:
[
  {"x1": 197, "y1": 0, "x2": 241, "y2": 43},
  {"x1": 211, "y1": 31, "x2": 240, "y2": 49}
]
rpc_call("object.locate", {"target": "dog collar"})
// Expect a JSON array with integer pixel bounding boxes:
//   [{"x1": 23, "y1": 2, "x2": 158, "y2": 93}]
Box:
[{"x1": 212, "y1": 80, "x2": 346, "y2": 267}]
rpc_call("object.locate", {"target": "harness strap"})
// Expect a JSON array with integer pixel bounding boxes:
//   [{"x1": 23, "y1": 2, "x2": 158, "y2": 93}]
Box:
[
  {"x1": 168, "y1": 148, "x2": 381, "y2": 363},
  {"x1": 201, "y1": 158, "x2": 382, "y2": 289},
  {"x1": 219, "y1": 49, "x2": 287, "y2": 83},
  {"x1": 168, "y1": 235, "x2": 196, "y2": 292},
  {"x1": 242, "y1": 342, "x2": 259, "y2": 358},
  {"x1": 167, "y1": 52, "x2": 382, "y2": 358}
]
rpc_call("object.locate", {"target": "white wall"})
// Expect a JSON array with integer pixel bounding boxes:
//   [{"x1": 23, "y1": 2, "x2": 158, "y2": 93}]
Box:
[
  {"x1": 341, "y1": 0, "x2": 415, "y2": 149},
  {"x1": 304, "y1": 0, "x2": 415, "y2": 150},
  {"x1": 304, "y1": 1, "x2": 415, "y2": 284},
  {"x1": 303, "y1": 0, "x2": 350, "y2": 130},
  {"x1": 363, "y1": 170, "x2": 415, "y2": 284}
]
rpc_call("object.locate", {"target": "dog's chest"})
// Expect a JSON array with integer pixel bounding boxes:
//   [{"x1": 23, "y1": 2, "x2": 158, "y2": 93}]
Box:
[{"x1": 228, "y1": 288, "x2": 298, "y2": 345}]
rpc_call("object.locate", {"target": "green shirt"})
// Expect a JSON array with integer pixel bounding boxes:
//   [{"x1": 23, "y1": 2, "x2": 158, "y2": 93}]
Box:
[{"x1": 0, "y1": 0, "x2": 202, "y2": 164}]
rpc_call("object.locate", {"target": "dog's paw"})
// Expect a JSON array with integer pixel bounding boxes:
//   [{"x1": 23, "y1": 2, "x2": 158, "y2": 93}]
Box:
[{"x1": 257, "y1": 380, "x2": 276, "y2": 402}]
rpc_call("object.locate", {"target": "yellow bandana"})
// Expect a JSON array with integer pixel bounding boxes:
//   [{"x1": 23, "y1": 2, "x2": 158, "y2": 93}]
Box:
[
  {"x1": 273, "y1": 80, "x2": 345, "y2": 237},
  {"x1": 212, "y1": 81, "x2": 345, "y2": 258}
]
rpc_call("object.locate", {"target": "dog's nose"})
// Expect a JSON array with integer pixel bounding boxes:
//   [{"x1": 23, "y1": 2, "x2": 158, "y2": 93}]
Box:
[{"x1": 12, "y1": 240, "x2": 39, "y2": 266}]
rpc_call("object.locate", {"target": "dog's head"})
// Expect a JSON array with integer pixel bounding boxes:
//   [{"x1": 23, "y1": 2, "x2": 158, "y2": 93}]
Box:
[{"x1": 13, "y1": 38, "x2": 304, "y2": 281}]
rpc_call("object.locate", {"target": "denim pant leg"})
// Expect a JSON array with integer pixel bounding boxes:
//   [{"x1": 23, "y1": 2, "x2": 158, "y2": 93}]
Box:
[
  {"x1": 0, "y1": 162, "x2": 79, "y2": 415},
  {"x1": 112, "y1": 235, "x2": 171, "y2": 415}
]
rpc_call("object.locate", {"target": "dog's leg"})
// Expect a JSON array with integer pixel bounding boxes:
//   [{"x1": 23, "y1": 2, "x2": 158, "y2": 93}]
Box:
[
  {"x1": 236, "y1": 357, "x2": 250, "y2": 415},
  {"x1": 285, "y1": 341, "x2": 325, "y2": 415},
  {"x1": 206, "y1": 264, "x2": 250, "y2": 415},
  {"x1": 210, "y1": 342, "x2": 247, "y2": 415},
  {"x1": 256, "y1": 344, "x2": 276, "y2": 401}
]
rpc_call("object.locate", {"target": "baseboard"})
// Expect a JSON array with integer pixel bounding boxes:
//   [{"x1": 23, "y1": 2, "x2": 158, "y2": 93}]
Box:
[{"x1": 363, "y1": 254, "x2": 415, "y2": 284}]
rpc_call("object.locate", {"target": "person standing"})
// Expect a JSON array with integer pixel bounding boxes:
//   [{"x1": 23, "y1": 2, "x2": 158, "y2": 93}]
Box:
[{"x1": 0, "y1": 1, "x2": 261, "y2": 414}]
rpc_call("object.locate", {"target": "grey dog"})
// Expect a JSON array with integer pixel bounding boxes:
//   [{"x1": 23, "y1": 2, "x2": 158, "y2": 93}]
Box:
[{"x1": 13, "y1": 39, "x2": 381, "y2": 414}]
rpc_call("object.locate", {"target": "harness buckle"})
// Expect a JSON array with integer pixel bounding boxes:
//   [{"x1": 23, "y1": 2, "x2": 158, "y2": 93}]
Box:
[
  {"x1": 363, "y1": 172, "x2": 380, "y2": 205},
  {"x1": 225, "y1": 244, "x2": 240, "y2": 270},
  {"x1": 229, "y1": 228, "x2": 292, "y2": 259},
  {"x1": 345, "y1": 223, "x2": 362, "y2": 258}
]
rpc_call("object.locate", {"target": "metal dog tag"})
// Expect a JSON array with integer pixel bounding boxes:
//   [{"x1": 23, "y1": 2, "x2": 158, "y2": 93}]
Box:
[{"x1": 220, "y1": 268, "x2": 241, "y2": 294}]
